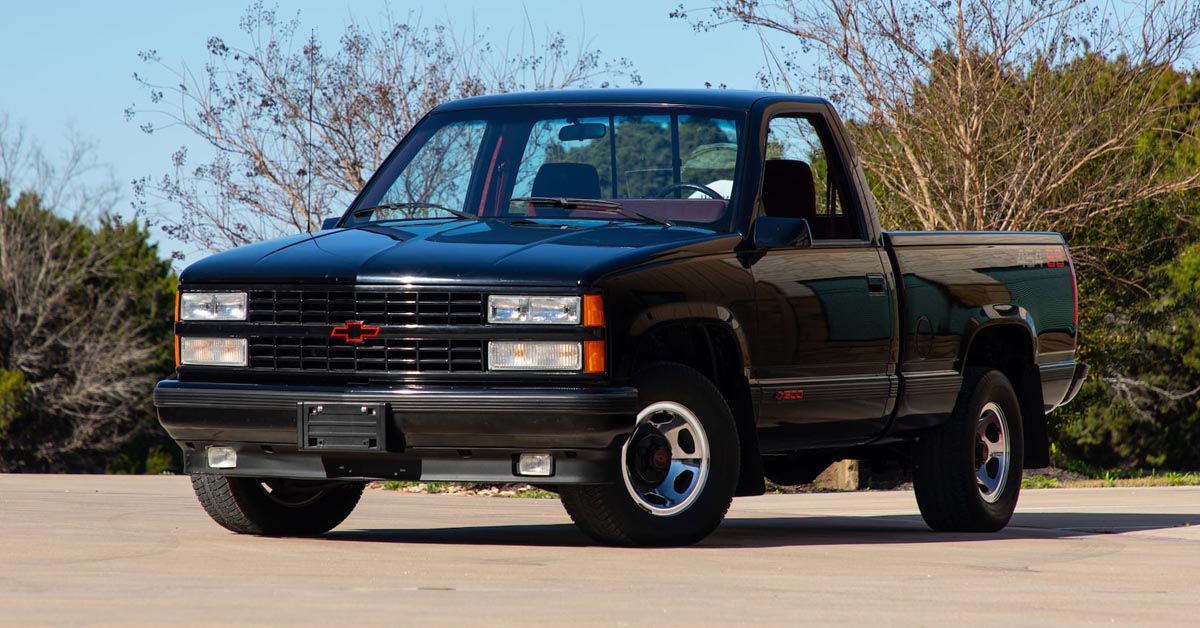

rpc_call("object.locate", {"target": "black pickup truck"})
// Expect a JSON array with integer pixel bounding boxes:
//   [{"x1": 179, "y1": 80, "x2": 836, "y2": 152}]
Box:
[{"x1": 155, "y1": 89, "x2": 1087, "y2": 546}]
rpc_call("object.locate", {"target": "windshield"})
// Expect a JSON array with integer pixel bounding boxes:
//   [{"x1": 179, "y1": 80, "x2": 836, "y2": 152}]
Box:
[{"x1": 348, "y1": 106, "x2": 744, "y2": 230}]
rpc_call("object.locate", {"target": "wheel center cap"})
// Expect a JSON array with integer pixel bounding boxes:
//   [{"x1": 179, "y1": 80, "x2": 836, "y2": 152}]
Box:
[
  {"x1": 651, "y1": 447, "x2": 671, "y2": 470},
  {"x1": 629, "y1": 430, "x2": 672, "y2": 488}
]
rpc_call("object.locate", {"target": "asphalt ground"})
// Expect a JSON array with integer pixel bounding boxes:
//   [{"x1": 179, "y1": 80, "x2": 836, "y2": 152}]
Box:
[{"x1": 1, "y1": 474, "x2": 1197, "y2": 627}]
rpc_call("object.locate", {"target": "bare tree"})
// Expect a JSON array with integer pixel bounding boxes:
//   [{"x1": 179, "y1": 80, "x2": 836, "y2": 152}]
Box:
[
  {"x1": 0, "y1": 115, "x2": 121, "y2": 220},
  {"x1": 129, "y1": 2, "x2": 640, "y2": 252},
  {"x1": 677, "y1": 1, "x2": 1200, "y2": 252},
  {"x1": 0, "y1": 117, "x2": 157, "y2": 470}
]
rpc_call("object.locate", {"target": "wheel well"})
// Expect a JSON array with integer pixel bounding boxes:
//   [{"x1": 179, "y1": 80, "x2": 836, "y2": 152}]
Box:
[
  {"x1": 963, "y1": 325, "x2": 1033, "y2": 383},
  {"x1": 633, "y1": 322, "x2": 765, "y2": 496},
  {"x1": 962, "y1": 324, "x2": 1050, "y2": 468}
]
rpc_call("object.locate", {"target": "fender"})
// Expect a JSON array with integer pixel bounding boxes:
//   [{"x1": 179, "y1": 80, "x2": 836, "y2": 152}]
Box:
[
  {"x1": 957, "y1": 305, "x2": 1039, "y2": 370},
  {"x1": 619, "y1": 303, "x2": 752, "y2": 384}
]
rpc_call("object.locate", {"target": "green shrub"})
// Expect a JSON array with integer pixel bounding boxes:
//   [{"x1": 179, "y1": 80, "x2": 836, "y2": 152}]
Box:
[
  {"x1": 0, "y1": 368, "x2": 30, "y2": 439},
  {"x1": 105, "y1": 454, "x2": 139, "y2": 475},
  {"x1": 143, "y1": 446, "x2": 176, "y2": 475}
]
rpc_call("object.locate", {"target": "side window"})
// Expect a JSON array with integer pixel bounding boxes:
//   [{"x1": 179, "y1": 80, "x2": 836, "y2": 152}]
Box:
[{"x1": 763, "y1": 114, "x2": 862, "y2": 240}]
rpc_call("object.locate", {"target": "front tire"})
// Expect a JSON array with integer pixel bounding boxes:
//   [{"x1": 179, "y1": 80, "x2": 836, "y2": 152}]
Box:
[
  {"x1": 913, "y1": 368, "x2": 1024, "y2": 532},
  {"x1": 559, "y1": 363, "x2": 740, "y2": 546},
  {"x1": 191, "y1": 474, "x2": 364, "y2": 536}
]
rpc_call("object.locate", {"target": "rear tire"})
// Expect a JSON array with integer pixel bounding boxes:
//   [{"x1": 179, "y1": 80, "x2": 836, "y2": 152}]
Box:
[
  {"x1": 559, "y1": 363, "x2": 740, "y2": 546},
  {"x1": 913, "y1": 368, "x2": 1023, "y2": 532},
  {"x1": 191, "y1": 474, "x2": 364, "y2": 536}
]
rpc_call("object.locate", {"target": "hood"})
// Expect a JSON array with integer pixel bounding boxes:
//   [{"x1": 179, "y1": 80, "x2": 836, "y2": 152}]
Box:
[{"x1": 179, "y1": 219, "x2": 739, "y2": 287}]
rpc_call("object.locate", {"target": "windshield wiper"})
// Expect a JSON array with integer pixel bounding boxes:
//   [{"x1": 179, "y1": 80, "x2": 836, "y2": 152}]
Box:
[
  {"x1": 350, "y1": 202, "x2": 481, "y2": 222},
  {"x1": 510, "y1": 197, "x2": 672, "y2": 227}
]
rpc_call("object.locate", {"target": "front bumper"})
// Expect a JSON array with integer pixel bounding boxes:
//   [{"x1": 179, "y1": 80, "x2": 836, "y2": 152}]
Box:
[{"x1": 154, "y1": 380, "x2": 638, "y2": 483}]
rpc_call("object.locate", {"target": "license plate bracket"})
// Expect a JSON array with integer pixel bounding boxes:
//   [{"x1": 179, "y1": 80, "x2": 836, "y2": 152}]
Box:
[{"x1": 298, "y1": 402, "x2": 387, "y2": 452}]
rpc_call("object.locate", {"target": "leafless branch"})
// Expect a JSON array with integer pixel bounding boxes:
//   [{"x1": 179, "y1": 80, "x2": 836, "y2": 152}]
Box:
[
  {"x1": 681, "y1": 0, "x2": 1200, "y2": 261},
  {"x1": 129, "y1": 2, "x2": 640, "y2": 252},
  {"x1": 0, "y1": 125, "x2": 156, "y2": 468}
]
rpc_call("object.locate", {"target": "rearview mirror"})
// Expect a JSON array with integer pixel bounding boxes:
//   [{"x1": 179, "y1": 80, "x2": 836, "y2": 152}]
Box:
[
  {"x1": 559, "y1": 122, "x2": 607, "y2": 142},
  {"x1": 753, "y1": 216, "x2": 812, "y2": 249},
  {"x1": 321, "y1": 217, "x2": 341, "y2": 230}
]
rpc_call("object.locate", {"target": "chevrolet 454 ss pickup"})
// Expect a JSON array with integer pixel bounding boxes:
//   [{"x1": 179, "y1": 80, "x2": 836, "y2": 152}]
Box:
[{"x1": 155, "y1": 89, "x2": 1087, "y2": 546}]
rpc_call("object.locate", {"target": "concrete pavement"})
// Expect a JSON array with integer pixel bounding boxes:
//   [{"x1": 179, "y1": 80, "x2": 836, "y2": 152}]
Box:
[{"x1": 1, "y1": 474, "x2": 1197, "y2": 626}]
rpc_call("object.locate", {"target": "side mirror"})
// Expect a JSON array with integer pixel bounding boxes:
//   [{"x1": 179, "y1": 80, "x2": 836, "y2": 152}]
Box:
[
  {"x1": 753, "y1": 216, "x2": 812, "y2": 249},
  {"x1": 321, "y1": 217, "x2": 342, "y2": 230}
]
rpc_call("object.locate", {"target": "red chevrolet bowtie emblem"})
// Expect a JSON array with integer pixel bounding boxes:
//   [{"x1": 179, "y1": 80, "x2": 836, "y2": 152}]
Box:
[{"x1": 330, "y1": 320, "x2": 380, "y2": 344}]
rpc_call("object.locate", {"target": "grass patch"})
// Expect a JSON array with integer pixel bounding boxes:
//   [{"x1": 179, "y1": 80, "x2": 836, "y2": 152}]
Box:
[
  {"x1": 1022, "y1": 468, "x2": 1200, "y2": 488},
  {"x1": 1062, "y1": 471, "x2": 1200, "y2": 488},
  {"x1": 1022, "y1": 474, "x2": 1060, "y2": 489}
]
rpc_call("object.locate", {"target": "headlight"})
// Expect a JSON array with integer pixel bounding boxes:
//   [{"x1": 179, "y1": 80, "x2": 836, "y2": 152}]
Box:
[
  {"x1": 179, "y1": 337, "x2": 247, "y2": 366},
  {"x1": 488, "y1": 295, "x2": 580, "y2": 325},
  {"x1": 488, "y1": 341, "x2": 581, "y2": 371},
  {"x1": 180, "y1": 292, "x2": 247, "y2": 321}
]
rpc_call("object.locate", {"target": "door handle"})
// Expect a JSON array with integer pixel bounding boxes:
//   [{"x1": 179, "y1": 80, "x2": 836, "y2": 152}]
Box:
[{"x1": 866, "y1": 273, "x2": 886, "y2": 295}]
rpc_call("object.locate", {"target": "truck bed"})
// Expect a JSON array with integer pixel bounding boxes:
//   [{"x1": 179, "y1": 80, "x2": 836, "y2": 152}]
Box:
[{"x1": 882, "y1": 230, "x2": 1080, "y2": 448}]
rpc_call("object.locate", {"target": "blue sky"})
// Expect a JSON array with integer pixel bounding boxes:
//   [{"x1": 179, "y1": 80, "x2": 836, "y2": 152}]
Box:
[{"x1": 0, "y1": 1, "x2": 791, "y2": 260}]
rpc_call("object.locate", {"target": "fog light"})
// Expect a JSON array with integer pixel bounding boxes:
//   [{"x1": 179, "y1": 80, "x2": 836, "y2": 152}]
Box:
[
  {"x1": 488, "y1": 341, "x2": 581, "y2": 371},
  {"x1": 180, "y1": 337, "x2": 248, "y2": 366},
  {"x1": 207, "y1": 446, "x2": 237, "y2": 469},
  {"x1": 517, "y1": 453, "x2": 554, "y2": 477}
]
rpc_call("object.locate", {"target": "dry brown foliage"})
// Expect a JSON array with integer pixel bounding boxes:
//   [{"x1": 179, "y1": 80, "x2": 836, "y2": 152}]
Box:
[{"x1": 677, "y1": 0, "x2": 1200, "y2": 236}]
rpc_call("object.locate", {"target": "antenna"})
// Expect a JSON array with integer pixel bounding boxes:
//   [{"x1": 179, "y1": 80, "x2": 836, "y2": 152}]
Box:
[{"x1": 305, "y1": 28, "x2": 316, "y2": 234}]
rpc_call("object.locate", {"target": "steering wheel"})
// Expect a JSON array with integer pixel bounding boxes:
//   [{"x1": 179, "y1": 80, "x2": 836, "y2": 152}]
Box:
[{"x1": 656, "y1": 183, "x2": 723, "y2": 199}]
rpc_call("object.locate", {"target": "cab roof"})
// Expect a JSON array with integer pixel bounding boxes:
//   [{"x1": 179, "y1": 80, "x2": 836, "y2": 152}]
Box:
[{"x1": 432, "y1": 88, "x2": 829, "y2": 112}]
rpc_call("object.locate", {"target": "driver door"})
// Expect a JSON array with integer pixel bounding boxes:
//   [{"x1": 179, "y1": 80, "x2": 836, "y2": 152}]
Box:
[{"x1": 749, "y1": 108, "x2": 896, "y2": 449}]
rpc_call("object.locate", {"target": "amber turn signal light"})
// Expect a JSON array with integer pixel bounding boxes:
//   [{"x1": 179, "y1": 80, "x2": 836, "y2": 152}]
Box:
[
  {"x1": 583, "y1": 294, "x2": 604, "y2": 327},
  {"x1": 174, "y1": 291, "x2": 181, "y2": 367},
  {"x1": 583, "y1": 340, "x2": 606, "y2": 374}
]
